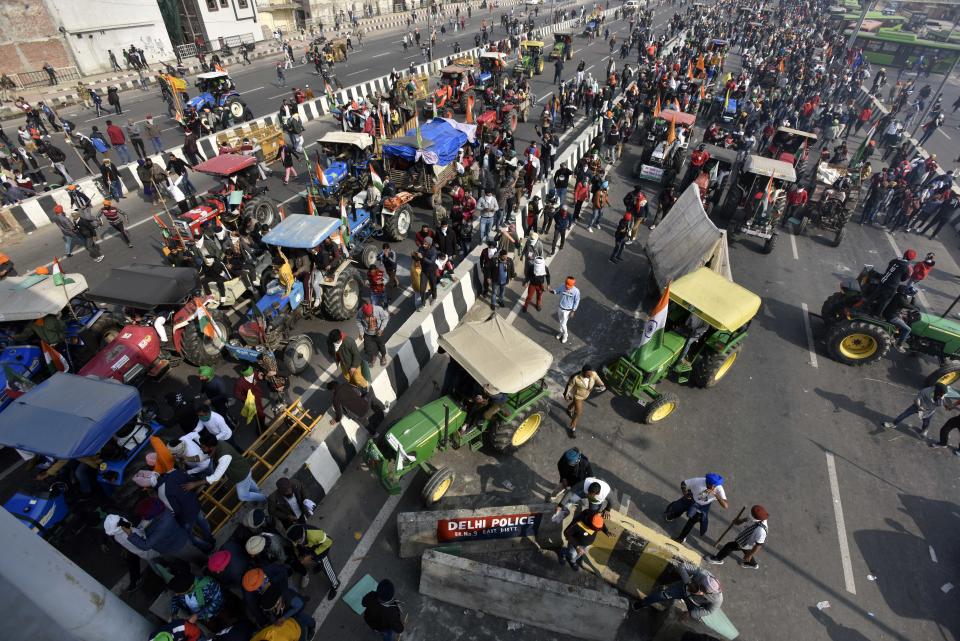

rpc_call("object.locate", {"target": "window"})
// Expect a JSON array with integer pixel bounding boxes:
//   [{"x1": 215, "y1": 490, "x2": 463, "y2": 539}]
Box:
[
  {"x1": 206, "y1": 0, "x2": 218, "y2": 10},
  {"x1": 238, "y1": 0, "x2": 248, "y2": 7},
  {"x1": 219, "y1": 0, "x2": 229, "y2": 7}
]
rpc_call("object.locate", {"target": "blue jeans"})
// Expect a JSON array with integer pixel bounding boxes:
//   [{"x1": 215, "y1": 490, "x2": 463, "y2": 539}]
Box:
[
  {"x1": 479, "y1": 216, "x2": 495, "y2": 242},
  {"x1": 114, "y1": 143, "x2": 131, "y2": 164},
  {"x1": 556, "y1": 186, "x2": 568, "y2": 205},
  {"x1": 590, "y1": 207, "x2": 603, "y2": 227},
  {"x1": 151, "y1": 136, "x2": 164, "y2": 154},
  {"x1": 491, "y1": 282, "x2": 506, "y2": 307},
  {"x1": 181, "y1": 175, "x2": 197, "y2": 196},
  {"x1": 892, "y1": 405, "x2": 930, "y2": 431},
  {"x1": 110, "y1": 178, "x2": 123, "y2": 200},
  {"x1": 378, "y1": 631, "x2": 398, "y2": 641},
  {"x1": 611, "y1": 237, "x2": 626, "y2": 259},
  {"x1": 889, "y1": 315, "x2": 911, "y2": 346},
  {"x1": 235, "y1": 472, "x2": 267, "y2": 502},
  {"x1": 371, "y1": 292, "x2": 388, "y2": 308},
  {"x1": 187, "y1": 511, "x2": 216, "y2": 553},
  {"x1": 63, "y1": 234, "x2": 77, "y2": 255},
  {"x1": 640, "y1": 581, "x2": 687, "y2": 608}
]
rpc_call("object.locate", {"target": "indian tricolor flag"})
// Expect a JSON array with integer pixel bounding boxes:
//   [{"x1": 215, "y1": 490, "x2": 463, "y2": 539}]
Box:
[
  {"x1": 639, "y1": 284, "x2": 670, "y2": 357},
  {"x1": 40, "y1": 340, "x2": 69, "y2": 373},
  {"x1": 370, "y1": 165, "x2": 384, "y2": 191},
  {"x1": 51, "y1": 258, "x2": 73, "y2": 286}
]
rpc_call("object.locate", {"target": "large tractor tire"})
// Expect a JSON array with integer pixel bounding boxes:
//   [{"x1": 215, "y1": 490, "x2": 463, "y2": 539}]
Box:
[
  {"x1": 383, "y1": 205, "x2": 413, "y2": 242},
  {"x1": 283, "y1": 334, "x2": 314, "y2": 375},
  {"x1": 421, "y1": 466, "x2": 456, "y2": 507},
  {"x1": 826, "y1": 320, "x2": 892, "y2": 366},
  {"x1": 831, "y1": 226, "x2": 845, "y2": 248},
  {"x1": 179, "y1": 313, "x2": 228, "y2": 366},
  {"x1": 925, "y1": 363, "x2": 960, "y2": 387},
  {"x1": 820, "y1": 293, "x2": 847, "y2": 327},
  {"x1": 321, "y1": 269, "x2": 361, "y2": 320},
  {"x1": 246, "y1": 196, "x2": 278, "y2": 228},
  {"x1": 762, "y1": 233, "x2": 777, "y2": 254},
  {"x1": 486, "y1": 403, "x2": 546, "y2": 453},
  {"x1": 691, "y1": 345, "x2": 742, "y2": 388},
  {"x1": 225, "y1": 97, "x2": 246, "y2": 120},
  {"x1": 88, "y1": 315, "x2": 124, "y2": 348},
  {"x1": 359, "y1": 243, "x2": 378, "y2": 269},
  {"x1": 641, "y1": 392, "x2": 679, "y2": 424}
]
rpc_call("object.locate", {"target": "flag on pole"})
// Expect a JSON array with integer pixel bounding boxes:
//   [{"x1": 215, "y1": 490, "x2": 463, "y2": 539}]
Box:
[
  {"x1": 339, "y1": 198, "x2": 351, "y2": 246},
  {"x1": 240, "y1": 389, "x2": 258, "y2": 425},
  {"x1": 193, "y1": 300, "x2": 225, "y2": 341},
  {"x1": 687, "y1": 61, "x2": 694, "y2": 79},
  {"x1": 850, "y1": 122, "x2": 878, "y2": 166},
  {"x1": 378, "y1": 112, "x2": 387, "y2": 141},
  {"x1": 700, "y1": 81, "x2": 706, "y2": 100},
  {"x1": 51, "y1": 258, "x2": 74, "y2": 286},
  {"x1": 414, "y1": 114, "x2": 423, "y2": 149},
  {"x1": 673, "y1": 98, "x2": 681, "y2": 111},
  {"x1": 708, "y1": 160, "x2": 719, "y2": 183},
  {"x1": 723, "y1": 88, "x2": 731, "y2": 112},
  {"x1": 40, "y1": 341, "x2": 69, "y2": 373},
  {"x1": 370, "y1": 165, "x2": 384, "y2": 191},
  {"x1": 778, "y1": 58, "x2": 785, "y2": 74},
  {"x1": 696, "y1": 53, "x2": 705, "y2": 71},
  {"x1": 306, "y1": 193, "x2": 316, "y2": 215},
  {"x1": 666, "y1": 116, "x2": 676, "y2": 145},
  {"x1": 638, "y1": 284, "x2": 671, "y2": 359},
  {"x1": 316, "y1": 161, "x2": 329, "y2": 187},
  {"x1": 653, "y1": 96, "x2": 661, "y2": 118},
  {"x1": 759, "y1": 174, "x2": 774, "y2": 217}
]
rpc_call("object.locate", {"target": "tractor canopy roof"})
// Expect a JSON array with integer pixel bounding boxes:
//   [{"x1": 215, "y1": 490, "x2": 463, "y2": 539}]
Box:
[
  {"x1": 743, "y1": 155, "x2": 797, "y2": 182},
  {"x1": 776, "y1": 126, "x2": 818, "y2": 140},
  {"x1": 85, "y1": 264, "x2": 198, "y2": 310},
  {"x1": 669, "y1": 267, "x2": 761, "y2": 332},
  {"x1": 193, "y1": 153, "x2": 258, "y2": 176},
  {"x1": 700, "y1": 144, "x2": 739, "y2": 165},
  {"x1": 196, "y1": 71, "x2": 231, "y2": 80},
  {"x1": 440, "y1": 65, "x2": 471, "y2": 75},
  {"x1": 479, "y1": 52, "x2": 509, "y2": 60},
  {"x1": 0, "y1": 273, "x2": 88, "y2": 322},
  {"x1": 438, "y1": 315, "x2": 553, "y2": 395},
  {"x1": 317, "y1": 131, "x2": 375, "y2": 149},
  {"x1": 657, "y1": 109, "x2": 696, "y2": 127},
  {"x1": 554, "y1": 31, "x2": 573, "y2": 39},
  {"x1": 520, "y1": 40, "x2": 545, "y2": 47},
  {"x1": 262, "y1": 214, "x2": 342, "y2": 249},
  {"x1": 0, "y1": 372, "x2": 141, "y2": 458}
]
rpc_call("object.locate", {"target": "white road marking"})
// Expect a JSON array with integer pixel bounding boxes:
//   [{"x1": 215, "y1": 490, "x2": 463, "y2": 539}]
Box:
[
  {"x1": 585, "y1": 64, "x2": 595, "y2": 72},
  {"x1": 930, "y1": 545, "x2": 938, "y2": 563},
  {"x1": 800, "y1": 302, "x2": 819, "y2": 369},
  {"x1": 825, "y1": 451, "x2": 857, "y2": 595},
  {"x1": 372, "y1": 52, "x2": 393, "y2": 58},
  {"x1": 937, "y1": 129, "x2": 951, "y2": 140},
  {"x1": 310, "y1": 475, "x2": 415, "y2": 624},
  {"x1": 239, "y1": 86, "x2": 265, "y2": 95},
  {"x1": 790, "y1": 232, "x2": 799, "y2": 260},
  {"x1": 347, "y1": 67, "x2": 372, "y2": 76}
]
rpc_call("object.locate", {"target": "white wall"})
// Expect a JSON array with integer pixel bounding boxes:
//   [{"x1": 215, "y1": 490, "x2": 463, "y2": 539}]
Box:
[
  {"x1": 43, "y1": 0, "x2": 175, "y2": 74},
  {"x1": 194, "y1": 0, "x2": 265, "y2": 45}
]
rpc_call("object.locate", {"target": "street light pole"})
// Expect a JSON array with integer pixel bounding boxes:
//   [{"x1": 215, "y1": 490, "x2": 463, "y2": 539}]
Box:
[{"x1": 845, "y1": 0, "x2": 875, "y2": 52}]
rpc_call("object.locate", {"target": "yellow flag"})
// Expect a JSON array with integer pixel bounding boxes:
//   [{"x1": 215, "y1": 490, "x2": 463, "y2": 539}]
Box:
[
  {"x1": 696, "y1": 53, "x2": 705, "y2": 71},
  {"x1": 666, "y1": 116, "x2": 676, "y2": 145},
  {"x1": 653, "y1": 96, "x2": 661, "y2": 118},
  {"x1": 241, "y1": 390, "x2": 257, "y2": 425}
]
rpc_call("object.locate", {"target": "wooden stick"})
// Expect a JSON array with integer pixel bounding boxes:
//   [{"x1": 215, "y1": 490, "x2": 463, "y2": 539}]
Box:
[{"x1": 714, "y1": 506, "x2": 745, "y2": 549}]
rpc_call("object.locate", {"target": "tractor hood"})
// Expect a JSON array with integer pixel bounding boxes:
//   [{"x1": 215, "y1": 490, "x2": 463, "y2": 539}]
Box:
[
  {"x1": 187, "y1": 92, "x2": 215, "y2": 110},
  {"x1": 384, "y1": 396, "x2": 465, "y2": 453},
  {"x1": 438, "y1": 315, "x2": 552, "y2": 395}
]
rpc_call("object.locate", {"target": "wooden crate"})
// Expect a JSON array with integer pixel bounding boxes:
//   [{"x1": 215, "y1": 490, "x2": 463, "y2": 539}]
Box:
[
  {"x1": 199, "y1": 398, "x2": 322, "y2": 533},
  {"x1": 215, "y1": 122, "x2": 284, "y2": 162}
]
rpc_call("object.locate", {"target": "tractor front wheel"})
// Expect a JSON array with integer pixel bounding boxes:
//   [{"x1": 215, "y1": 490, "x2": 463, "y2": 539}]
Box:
[
  {"x1": 246, "y1": 196, "x2": 278, "y2": 228},
  {"x1": 642, "y1": 392, "x2": 679, "y2": 424},
  {"x1": 691, "y1": 345, "x2": 742, "y2": 388},
  {"x1": 283, "y1": 334, "x2": 314, "y2": 375},
  {"x1": 321, "y1": 269, "x2": 361, "y2": 320},
  {"x1": 383, "y1": 204, "x2": 412, "y2": 241},
  {"x1": 820, "y1": 293, "x2": 847, "y2": 327},
  {"x1": 832, "y1": 226, "x2": 845, "y2": 248},
  {"x1": 421, "y1": 466, "x2": 456, "y2": 507},
  {"x1": 226, "y1": 98, "x2": 246, "y2": 120},
  {"x1": 359, "y1": 243, "x2": 378, "y2": 269},
  {"x1": 924, "y1": 363, "x2": 960, "y2": 387},
  {"x1": 826, "y1": 320, "x2": 892, "y2": 366},
  {"x1": 762, "y1": 234, "x2": 777, "y2": 254},
  {"x1": 179, "y1": 313, "x2": 227, "y2": 366},
  {"x1": 486, "y1": 403, "x2": 546, "y2": 453}
]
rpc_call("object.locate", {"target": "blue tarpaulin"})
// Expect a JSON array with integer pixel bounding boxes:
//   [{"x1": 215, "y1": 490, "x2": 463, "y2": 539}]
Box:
[
  {"x1": 382, "y1": 118, "x2": 468, "y2": 166},
  {"x1": 0, "y1": 373, "x2": 141, "y2": 458}
]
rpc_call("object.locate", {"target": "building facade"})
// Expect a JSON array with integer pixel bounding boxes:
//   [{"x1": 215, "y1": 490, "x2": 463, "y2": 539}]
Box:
[
  {"x1": 257, "y1": 0, "x2": 307, "y2": 35},
  {"x1": 163, "y1": 0, "x2": 265, "y2": 49}
]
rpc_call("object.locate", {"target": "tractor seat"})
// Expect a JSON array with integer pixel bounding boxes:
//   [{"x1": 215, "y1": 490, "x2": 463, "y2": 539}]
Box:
[
  {"x1": 628, "y1": 331, "x2": 686, "y2": 371},
  {"x1": 238, "y1": 320, "x2": 262, "y2": 343}
]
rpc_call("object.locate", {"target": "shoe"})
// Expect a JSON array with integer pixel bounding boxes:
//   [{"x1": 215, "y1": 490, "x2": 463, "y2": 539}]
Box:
[
  {"x1": 556, "y1": 334, "x2": 563, "y2": 341},
  {"x1": 536, "y1": 304, "x2": 541, "y2": 311},
  {"x1": 379, "y1": 355, "x2": 386, "y2": 366},
  {"x1": 738, "y1": 559, "x2": 759, "y2": 570},
  {"x1": 673, "y1": 535, "x2": 687, "y2": 544},
  {"x1": 896, "y1": 345, "x2": 907, "y2": 353},
  {"x1": 588, "y1": 227, "x2": 595, "y2": 233},
  {"x1": 705, "y1": 555, "x2": 724, "y2": 565},
  {"x1": 127, "y1": 243, "x2": 133, "y2": 248},
  {"x1": 929, "y1": 441, "x2": 947, "y2": 449},
  {"x1": 568, "y1": 559, "x2": 581, "y2": 572},
  {"x1": 954, "y1": 448, "x2": 960, "y2": 457},
  {"x1": 632, "y1": 600, "x2": 645, "y2": 611},
  {"x1": 327, "y1": 586, "x2": 339, "y2": 600},
  {"x1": 561, "y1": 336, "x2": 568, "y2": 344},
  {"x1": 521, "y1": 306, "x2": 527, "y2": 313},
  {"x1": 917, "y1": 427, "x2": 928, "y2": 437},
  {"x1": 664, "y1": 513, "x2": 677, "y2": 522},
  {"x1": 66, "y1": 253, "x2": 73, "y2": 258},
  {"x1": 556, "y1": 550, "x2": 566, "y2": 566},
  {"x1": 626, "y1": 239, "x2": 634, "y2": 244},
  {"x1": 566, "y1": 428, "x2": 576, "y2": 439},
  {"x1": 881, "y1": 421, "x2": 895, "y2": 429},
  {"x1": 300, "y1": 575, "x2": 310, "y2": 588},
  {"x1": 609, "y1": 257, "x2": 616, "y2": 262},
  {"x1": 93, "y1": 256, "x2": 105, "y2": 262}
]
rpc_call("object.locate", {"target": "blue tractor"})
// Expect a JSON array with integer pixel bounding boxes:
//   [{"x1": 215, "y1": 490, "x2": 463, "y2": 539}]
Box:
[
  {"x1": 187, "y1": 71, "x2": 250, "y2": 122},
  {"x1": 305, "y1": 132, "x2": 377, "y2": 210}
]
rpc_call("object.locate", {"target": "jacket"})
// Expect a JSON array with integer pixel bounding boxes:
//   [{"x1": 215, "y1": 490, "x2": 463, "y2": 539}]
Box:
[
  {"x1": 557, "y1": 452, "x2": 593, "y2": 487},
  {"x1": 157, "y1": 468, "x2": 203, "y2": 529},
  {"x1": 170, "y1": 576, "x2": 224, "y2": 622},
  {"x1": 362, "y1": 593, "x2": 405, "y2": 633},
  {"x1": 106, "y1": 124, "x2": 126, "y2": 146},
  {"x1": 128, "y1": 509, "x2": 189, "y2": 555},
  {"x1": 101, "y1": 163, "x2": 120, "y2": 182},
  {"x1": 267, "y1": 479, "x2": 310, "y2": 527}
]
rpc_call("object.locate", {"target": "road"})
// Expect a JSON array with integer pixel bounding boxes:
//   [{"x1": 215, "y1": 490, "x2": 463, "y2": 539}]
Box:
[{"x1": 4, "y1": 1, "x2": 959, "y2": 640}]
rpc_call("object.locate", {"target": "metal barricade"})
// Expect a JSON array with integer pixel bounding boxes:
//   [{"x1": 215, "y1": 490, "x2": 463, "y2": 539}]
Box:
[{"x1": 14, "y1": 66, "x2": 80, "y2": 89}]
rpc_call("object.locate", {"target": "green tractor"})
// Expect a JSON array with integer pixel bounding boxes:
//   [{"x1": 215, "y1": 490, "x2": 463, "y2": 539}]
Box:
[
  {"x1": 602, "y1": 268, "x2": 761, "y2": 424},
  {"x1": 361, "y1": 316, "x2": 552, "y2": 506},
  {"x1": 820, "y1": 265, "x2": 960, "y2": 384},
  {"x1": 513, "y1": 40, "x2": 545, "y2": 78},
  {"x1": 549, "y1": 32, "x2": 573, "y2": 61}
]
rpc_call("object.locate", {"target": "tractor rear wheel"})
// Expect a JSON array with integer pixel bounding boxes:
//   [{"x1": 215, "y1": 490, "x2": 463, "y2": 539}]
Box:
[
  {"x1": 246, "y1": 196, "x2": 277, "y2": 228},
  {"x1": 831, "y1": 226, "x2": 845, "y2": 248},
  {"x1": 321, "y1": 269, "x2": 361, "y2": 320},
  {"x1": 642, "y1": 392, "x2": 679, "y2": 424},
  {"x1": 826, "y1": 320, "x2": 892, "y2": 366},
  {"x1": 179, "y1": 313, "x2": 227, "y2": 366},
  {"x1": 691, "y1": 345, "x2": 742, "y2": 388},
  {"x1": 486, "y1": 402, "x2": 546, "y2": 453},
  {"x1": 359, "y1": 243, "x2": 378, "y2": 269},
  {"x1": 925, "y1": 363, "x2": 960, "y2": 387},
  {"x1": 820, "y1": 293, "x2": 847, "y2": 327},
  {"x1": 421, "y1": 466, "x2": 456, "y2": 507},
  {"x1": 283, "y1": 334, "x2": 314, "y2": 375},
  {"x1": 383, "y1": 204, "x2": 412, "y2": 241}
]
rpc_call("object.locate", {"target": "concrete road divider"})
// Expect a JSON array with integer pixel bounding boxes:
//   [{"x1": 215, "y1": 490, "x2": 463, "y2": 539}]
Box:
[
  {"x1": 397, "y1": 502, "x2": 554, "y2": 558},
  {"x1": 419, "y1": 549, "x2": 629, "y2": 641}
]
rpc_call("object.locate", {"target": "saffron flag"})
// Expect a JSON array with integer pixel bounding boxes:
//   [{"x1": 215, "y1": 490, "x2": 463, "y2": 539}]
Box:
[
  {"x1": 696, "y1": 53, "x2": 705, "y2": 71},
  {"x1": 638, "y1": 284, "x2": 670, "y2": 357},
  {"x1": 317, "y1": 161, "x2": 329, "y2": 187},
  {"x1": 51, "y1": 258, "x2": 73, "y2": 287},
  {"x1": 666, "y1": 116, "x2": 676, "y2": 145},
  {"x1": 687, "y1": 61, "x2": 694, "y2": 79},
  {"x1": 723, "y1": 88, "x2": 731, "y2": 111},
  {"x1": 653, "y1": 96, "x2": 661, "y2": 118},
  {"x1": 40, "y1": 341, "x2": 69, "y2": 373}
]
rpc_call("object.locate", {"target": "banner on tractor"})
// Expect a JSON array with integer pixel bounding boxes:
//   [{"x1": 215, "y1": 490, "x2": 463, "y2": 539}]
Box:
[{"x1": 437, "y1": 512, "x2": 541, "y2": 543}]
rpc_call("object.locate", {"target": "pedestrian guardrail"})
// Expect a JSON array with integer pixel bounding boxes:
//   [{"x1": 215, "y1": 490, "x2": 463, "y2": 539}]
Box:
[{"x1": 14, "y1": 66, "x2": 81, "y2": 90}]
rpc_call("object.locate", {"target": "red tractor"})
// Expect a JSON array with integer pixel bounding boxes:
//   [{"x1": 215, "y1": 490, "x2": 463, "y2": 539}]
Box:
[
  {"x1": 156, "y1": 154, "x2": 279, "y2": 257},
  {"x1": 79, "y1": 265, "x2": 228, "y2": 385}
]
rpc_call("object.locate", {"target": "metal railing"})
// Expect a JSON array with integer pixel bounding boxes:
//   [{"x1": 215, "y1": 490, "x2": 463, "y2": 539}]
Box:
[
  {"x1": 13, "y1": 66, "x2": 81, "y2": 90},
  {"x1": 175, "y1": 33, "x2": 257, "y2": 60}
]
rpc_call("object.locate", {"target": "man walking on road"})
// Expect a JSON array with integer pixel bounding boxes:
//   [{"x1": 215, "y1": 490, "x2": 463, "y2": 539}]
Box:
[
  {"x1": 99, "y1": 200, "x2": 133, "y2": 247},
  {"x1": 362, "y1": 579, "x2": 406, "y2": 641},
  {"x1": 550, "y1": 276, "x2": 579, "y2": 344},
  {"x1": 144, "y1": 115, "x2": 164, "y2": 155},
  {"x1": 883, "y1": 382, "x2": 958, "y2": 437},
  {"x1": 664, "y1": 473, "x2": 729, "y2": 543},
  {"x1": 101, "y1": 158, "x2": 123, "y2": 201},
  {"x1": 357, "y1": 302, "x2": 389, "y2": 366},
  {"x1": 75, "y1": 207, "x2": 104, "y2": 262},
  {"x1": 553, "y1": 57, "x2": 564, "y2": 84},
  {"x1": 51, "y1": 205, "x2": 82, "y2": 257},
  {"x1": 706, "y1": 504, "x2": 769, "y2": 569},
  {"x1": 106, "y1": 120, "x2": 131, "y2": 164},
  {"x1": 563, "y1": 365, "x2": 605, "y2": 438}
]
